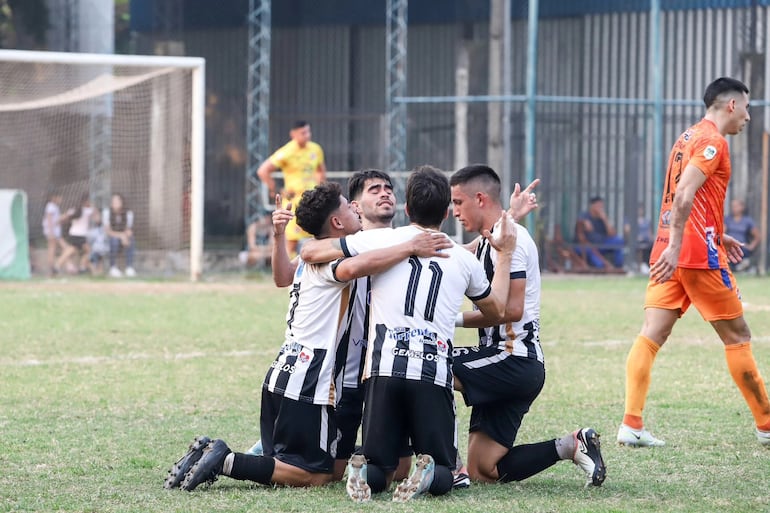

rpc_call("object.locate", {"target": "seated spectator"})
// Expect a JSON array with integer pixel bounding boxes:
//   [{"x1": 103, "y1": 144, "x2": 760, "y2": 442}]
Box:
[
  {"x1": 55, "y1": 194, "x2": 93, "y2": 274},
  {"x1": 87, "y1": 209, "x2": 109, "y2": 276},
  {"x1": 104, "y1": 193, "x2": 136, "y2": 278},
  {"x1": 239, "y1": 210, "x2": 274, "y2": 268},
  {"x1": 574, "y1": 196, "x2": 624, "y2": 270},
  {"x1": 725, "y1": 198, "x2": 759, "y2": 272}
]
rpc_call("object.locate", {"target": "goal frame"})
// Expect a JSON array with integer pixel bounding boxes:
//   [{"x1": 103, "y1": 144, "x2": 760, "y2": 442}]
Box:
[{"x1": 0, "y1": 49, "x2": 206, "y2": 281}]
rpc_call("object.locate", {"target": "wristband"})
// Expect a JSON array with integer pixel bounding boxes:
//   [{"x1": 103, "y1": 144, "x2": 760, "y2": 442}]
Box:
[{"x1": 455, "y1": 312, "x2": 464, "y2": 327}]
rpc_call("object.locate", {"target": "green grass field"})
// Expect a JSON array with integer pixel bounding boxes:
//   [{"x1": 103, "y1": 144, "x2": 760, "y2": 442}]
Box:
[{"x1": 1, "y1": 274, "x2": 769, "y2": 512}]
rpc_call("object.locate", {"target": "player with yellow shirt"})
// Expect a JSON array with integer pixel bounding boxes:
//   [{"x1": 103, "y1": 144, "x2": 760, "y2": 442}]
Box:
[{"x1": 258, "y1": 120, "x2": 326, "y2": 256}]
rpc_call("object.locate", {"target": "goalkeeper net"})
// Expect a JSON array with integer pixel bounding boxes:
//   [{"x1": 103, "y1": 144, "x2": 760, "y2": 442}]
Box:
[{"x1": 0, "y1": 50, "x2": 205, "y2": 279}]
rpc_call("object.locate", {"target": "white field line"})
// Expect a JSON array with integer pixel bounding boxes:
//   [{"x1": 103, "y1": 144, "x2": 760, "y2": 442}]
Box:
[{"x1": 1, "y1": 349, "x2": 268, "y2": 367}]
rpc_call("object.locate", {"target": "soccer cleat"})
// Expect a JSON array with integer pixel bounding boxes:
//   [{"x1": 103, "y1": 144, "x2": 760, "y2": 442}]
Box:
[
  {"x1": 617, "y1": 424, "x2": 666, "y2": 447},
  {"x1": 757, "y1": 428, "x2": 770, "y2": 447},
  {"x1": 345, "y1": 454, "x2": 371, "y2": 503},
  {"x1": 572, "y1": 428, "x2": 606, "y2": 487},
  {"x1": 163, "y1": 436, "x2": 211, "y2": 489},
  {"x1": 246, "y1": 439, "x2": 263, "y2": 456},
  {"x1": 180, "y1": 439, "x2": 231, "y2": 491},
  {"x1": 392, "y1": 454, "x2": 435, "y2": 502},
  {"x1": 452, "y1": 470, "x2": 471, "y2": 489}
]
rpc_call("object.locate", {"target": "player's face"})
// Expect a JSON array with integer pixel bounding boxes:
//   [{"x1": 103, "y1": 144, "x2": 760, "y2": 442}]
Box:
[
  {"x1": 354, "y1": 178, "x2": 395, "y2": 227},
  {"x1": 291, "y1": 125, "x2": 312, "y2": 146},
  {"x1": 450, "y1": 184, "x2": 483, "y2": 233},
  {"x1": 336, "y1": 195, "x2": 363, "y2": 235},
  {"x1": 728, "y1": 93, "x2": 750, "y2": 135}
]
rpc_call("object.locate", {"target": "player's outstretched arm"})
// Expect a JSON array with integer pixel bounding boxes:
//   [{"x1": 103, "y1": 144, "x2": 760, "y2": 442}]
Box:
[
  {"x1": 470, "y1": 212, "x2": 516, "y2": 322},
  {"x1": 334, "y1": 232, "x2": 452, "y2": 282},
  {"x1": 300, "y1": 237, "x2": 345, "y2": 264},
  {"x1": 271, "y1": 194, "x2": 298, "y2": 287}
]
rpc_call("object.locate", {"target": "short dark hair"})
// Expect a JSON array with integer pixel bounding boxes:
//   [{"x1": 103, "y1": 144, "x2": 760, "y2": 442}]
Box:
[
  {"x1": 589, "y1": 196, "x2": 603, "y2": 205},
  {"x1": 703, "y1": 77, "x2": 749, "y2": 108},
  {"x1": 292, "y1": 120, "x2": 309, "y2": 130},
  {"x1": 347, "y1": 169, "x2": 393, "y2": 201},
  {"x1": 449, "y1": 164, "x2": 502, "y2": 202},
  {"x1": 295, "y1": 182, "x2": 342, "y2": 237},
  {"x1": 406, "y1": 165, "x2": 450, "y2": 227}
]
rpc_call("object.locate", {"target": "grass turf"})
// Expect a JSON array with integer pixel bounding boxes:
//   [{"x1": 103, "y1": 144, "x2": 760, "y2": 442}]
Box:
[{"x1": 1, "y1": 274, "x2": 769, "y2": 512}]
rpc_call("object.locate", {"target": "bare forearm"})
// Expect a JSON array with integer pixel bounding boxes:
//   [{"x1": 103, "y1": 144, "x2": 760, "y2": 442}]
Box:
[
  {"x1": 668, "y1": 197, "x2": 694, "y2": 251},
  {"x1": 271, "y1": 234, "x2": 296, "y2": 287},
  {"x1": 301, "y1": 238, "x2": 344, "y2": 263},
  {"x1": 334, "y1": 241, "x2": 414, "y2": 282}
]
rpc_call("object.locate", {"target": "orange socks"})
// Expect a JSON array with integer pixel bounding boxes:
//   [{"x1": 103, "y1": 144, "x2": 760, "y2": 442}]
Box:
[
  {"x1": 623, "y1": 335, "x2": 661, "y2": 429},
  {"x1": 725, "y1": 342, "x2": 770, "y2": 431}
]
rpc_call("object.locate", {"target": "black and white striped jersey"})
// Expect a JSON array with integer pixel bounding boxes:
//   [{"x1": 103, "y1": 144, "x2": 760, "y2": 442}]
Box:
[
  {"x1": 474, "y1": 223, "x2": 544, "y2": 363},
  {"x1": 334, "y1": 276, "x2": 370, "y2": 390},
  {"x1": 341, "y1": 225, "x2": 492, "y2": 389},
  {"x1": 263, "y1": 258, "x2": 353, "y2": 406}
]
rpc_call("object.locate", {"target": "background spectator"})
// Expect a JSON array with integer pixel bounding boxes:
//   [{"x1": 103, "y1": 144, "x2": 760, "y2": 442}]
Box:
[
  {"x1": 574, "y1": 196, "x2": 625, "y2": 270},
  {"x1": 104, "y1": 193, "x2": 136, "y2": 278},
  {"x1": 725, "y1": 198, "x2": 759, "y2": 272},
  {"x1": 42, "y1": 192, "x2": 66, "y2": 276},
  {"x1": 55, "y1": 194, "x2": 93, "y2": 274}
]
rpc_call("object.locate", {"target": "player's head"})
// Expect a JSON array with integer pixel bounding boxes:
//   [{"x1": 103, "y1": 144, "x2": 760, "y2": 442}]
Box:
[
  {"x1": 295, "y1": 181, "x2": 361, "y2": 238},
  {"x1": 405, "y1": 165, "x2": 450, "y2": 228},
  {"x1": 703, "y1": 77, "x2": 750, "y2": 134},
  {"x1": 290, "y1": 120, "x2": 312, "y2": 146},
  {"x1": 449, "y1": 165, "x2": 503, "y2": 233},
  {"x1": 348, "y1": 169, "x2": 395, "y2": 228}
]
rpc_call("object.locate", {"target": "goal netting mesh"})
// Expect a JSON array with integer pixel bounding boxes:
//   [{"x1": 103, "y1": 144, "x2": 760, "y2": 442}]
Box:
[{"x1": 0, "y1": 53, "x2": 195, "y2": 272}]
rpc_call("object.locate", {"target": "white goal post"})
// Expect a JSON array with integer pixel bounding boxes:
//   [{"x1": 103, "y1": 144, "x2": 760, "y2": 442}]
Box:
[{"x1": 0, "y1": 49, "x2": 205, "y2": 280}]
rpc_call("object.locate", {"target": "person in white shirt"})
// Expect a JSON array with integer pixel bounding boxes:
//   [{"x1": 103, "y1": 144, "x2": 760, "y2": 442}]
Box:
[
  {"x1": 55, "y1": 194, "x2": 93, "y2": 274},
  {"x1": 301, "y1": 166, "x2": 517, "y2": 502},
  {"x1": 450, "y1": 165, "x2": 605, "y2": 488},
  {"x1": 42, "y1": 192, "x2": 65, "y2": 276},
  {"x1": 165, "y1": 181, "x2": 451, "y2": 492}
]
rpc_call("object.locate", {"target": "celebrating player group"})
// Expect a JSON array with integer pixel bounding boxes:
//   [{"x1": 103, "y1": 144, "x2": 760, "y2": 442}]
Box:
[{"x1": 163, "y1": 76, "x2": 770, "y2": 503}]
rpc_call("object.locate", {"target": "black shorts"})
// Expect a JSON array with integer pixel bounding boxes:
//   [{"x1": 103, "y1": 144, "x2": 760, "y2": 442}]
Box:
[
  {"x1": 67, "y1": 235, "x2": 86, "y2": 249},
  {"x1": 361, "y1": 376, "x2": 455, "y2": 472},
  {"x1": 259, "y1": 388, "x2": 338, "y2": 474},
  {"x1": 336, "y1": 385, "x2": 365, "y2": 460},
  {"x1": 453, "y1": 347, "x2": 545, "y2": 448}
]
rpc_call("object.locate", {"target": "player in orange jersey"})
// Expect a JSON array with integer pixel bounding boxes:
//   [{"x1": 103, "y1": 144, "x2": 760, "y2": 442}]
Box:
[{"x1": 618, "y1": 77, "x2": 770, "y2": 448}]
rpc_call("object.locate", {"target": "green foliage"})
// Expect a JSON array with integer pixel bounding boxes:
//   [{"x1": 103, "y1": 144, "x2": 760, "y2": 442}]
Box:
[{"x1": 0, "y1": 275, "x2": 769, "y2": 512}]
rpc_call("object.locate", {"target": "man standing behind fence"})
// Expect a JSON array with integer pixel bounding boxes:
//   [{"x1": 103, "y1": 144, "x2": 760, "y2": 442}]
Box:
[
  {"x1": 618, "y1": 77, "x2": 770, "y2": 448},
  {"x1": 258, "y1": 120, "x2": 326, "y2": 258}
]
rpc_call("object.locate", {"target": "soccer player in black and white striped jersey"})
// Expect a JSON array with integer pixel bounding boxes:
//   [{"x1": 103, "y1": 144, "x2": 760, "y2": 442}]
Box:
[
  {"x1": 304, "y1": 166, "x2": 518, "y2": 502},
  {"x1": 166, "y1": 182, "x2": 452, "y2": 491},
  {"x1": 449, "y1": 165, "x2": 606, "y2": 487}
]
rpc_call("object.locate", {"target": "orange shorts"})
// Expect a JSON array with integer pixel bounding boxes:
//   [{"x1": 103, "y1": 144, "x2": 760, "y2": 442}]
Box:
[{"x1": 644, "y1": 267, "x2": 743, "y2": 321}]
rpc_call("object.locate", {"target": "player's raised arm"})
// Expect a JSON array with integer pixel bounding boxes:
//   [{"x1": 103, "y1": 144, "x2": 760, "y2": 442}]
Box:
[
  {"x1": 471, "y1": 211, "x2": 517, "y2": 322},
  {"x1": 271, "y1": 194, "x2": 298, "y2": 287}
]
